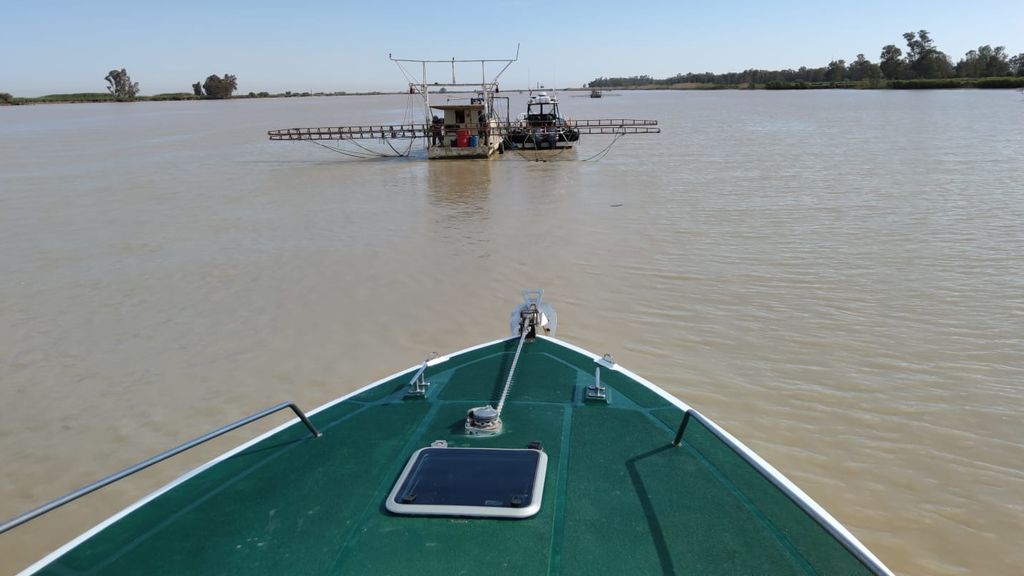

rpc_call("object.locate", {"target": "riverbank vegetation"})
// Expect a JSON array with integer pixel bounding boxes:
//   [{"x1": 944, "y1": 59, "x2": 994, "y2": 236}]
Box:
[
  {"x1": 0, "y1": 90, "x2": 384, "y2": 105},
  {"x1": 590, "y1": 30, "x2": 1024, "y2": 90},
  {"x1": 0, "y1": 92, "x2": 178, "y2": 104}
]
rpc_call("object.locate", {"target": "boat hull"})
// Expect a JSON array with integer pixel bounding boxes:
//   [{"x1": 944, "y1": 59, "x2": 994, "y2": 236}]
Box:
[
  {"x1": 426, "y1": 143, "x2": 496, "y2": 160},
  {"x1": 504, "y1": 128, "x2": 580, "y2": 150}
]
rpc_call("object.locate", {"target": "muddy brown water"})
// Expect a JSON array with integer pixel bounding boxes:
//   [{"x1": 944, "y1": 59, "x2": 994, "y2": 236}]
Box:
[{"x1": 1, "y1": 90, "x2": 1022, "y2": 574}]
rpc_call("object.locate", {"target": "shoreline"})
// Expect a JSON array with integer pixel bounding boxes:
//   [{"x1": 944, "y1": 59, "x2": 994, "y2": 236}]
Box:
[
  {"x1": 0, "y1": 91, "x2": 400, "y2": 106},
  {"x1": 583, "y1": 76, "x2": 1024, "y2": 91},
  {"x1": 5, "y1": 78, "x2": 1023, "y2": 106}
]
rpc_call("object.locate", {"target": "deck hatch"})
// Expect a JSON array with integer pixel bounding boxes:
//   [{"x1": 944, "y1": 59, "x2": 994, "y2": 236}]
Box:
[{"x1": 386, "y1": 447, "x2": 547, "y2": 518}]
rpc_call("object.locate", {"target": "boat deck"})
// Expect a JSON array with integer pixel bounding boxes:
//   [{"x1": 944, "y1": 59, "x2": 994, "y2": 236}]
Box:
[{"x1": 28, "y1": 338, "x2": 878, "y2": 575}]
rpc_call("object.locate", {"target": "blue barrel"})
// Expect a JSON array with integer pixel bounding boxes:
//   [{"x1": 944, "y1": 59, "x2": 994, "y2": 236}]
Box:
[{"x1": 469, "y1": 135, "x2": 479, "y2": 147}]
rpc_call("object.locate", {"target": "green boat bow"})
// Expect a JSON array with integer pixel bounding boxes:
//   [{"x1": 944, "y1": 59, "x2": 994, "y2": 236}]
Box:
[{"x1": 14, "y1": 296, "x2": 892, "y2": 575}]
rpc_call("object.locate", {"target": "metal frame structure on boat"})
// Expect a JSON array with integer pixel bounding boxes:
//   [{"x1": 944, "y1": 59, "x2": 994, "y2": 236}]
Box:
[
  {"x1": 266, "y1": 47, "x2": 659, "y2": 160},
  {"x1": 390, "y1": 48, "x2": 518, "y2": 159}
]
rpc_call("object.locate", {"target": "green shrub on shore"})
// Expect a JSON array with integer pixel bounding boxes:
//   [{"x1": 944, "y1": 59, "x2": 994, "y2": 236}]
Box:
[
  {"x1": 764, "y1": 81, "x2": 863, "y2": 90},
  {"x1": 764, "y1": 77, "x2": 1024, "y2": 89},
  {"x1": 148, "y1": 92, "x2": 198, "y2": 101},
  {"x1": 6, "y1": 92, "x2": 205, "y2": 104},
  {"x1": 36, "y1": 93, "x2": 117, "y2": 102},
  {"x1": 887, "y1": 77, "x2": 1024, "y2": 88},
  {"x1": 888, "y1": 79, "x2": 967, "y2": 89},
  {"x1": 765, "y1": 81, "x2": 809, "y2": 90},
  {"x1": 974, "y1": 76, "x2": 1024, "y2": 88}
]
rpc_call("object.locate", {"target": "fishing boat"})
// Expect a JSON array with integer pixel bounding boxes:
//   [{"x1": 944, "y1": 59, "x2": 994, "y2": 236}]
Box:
[
  {"x1": 504, "y1": 92, "x2": 581, "y2": 150},
  {"x1": 267, "y1": 48, "x2": 660, "y2": 160},
  {"x1": 4, "y1": 291, "x2": 893, "y2": 575},
  {"x1": 590, "y1": 89, "x2": 603, "y2": 98}
]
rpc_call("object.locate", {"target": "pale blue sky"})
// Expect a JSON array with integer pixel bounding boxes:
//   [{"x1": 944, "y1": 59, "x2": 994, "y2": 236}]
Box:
[{"x1": 2, "y1": 0, "x2": 1021, "y2": 96}]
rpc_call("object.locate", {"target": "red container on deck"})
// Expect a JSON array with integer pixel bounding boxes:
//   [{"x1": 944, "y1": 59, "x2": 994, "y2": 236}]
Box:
[{"x1": 456, "y1": 129, "x2": 470, "y2": 147}]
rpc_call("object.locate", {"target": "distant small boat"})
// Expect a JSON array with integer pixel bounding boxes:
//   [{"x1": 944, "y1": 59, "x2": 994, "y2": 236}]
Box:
[{"x1": 590, "y1": 89, "x2": 602, "y2": 98}]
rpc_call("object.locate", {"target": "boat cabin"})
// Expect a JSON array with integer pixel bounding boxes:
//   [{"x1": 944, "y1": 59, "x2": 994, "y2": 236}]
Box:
[
  {"x1": 428, "y1": 102, "x2": 494, "y2": 159},
  {"x1": 506, "y1": 92, "x2": 580, "y2": 150},
  {"x1": 523, "y1": 92, "x2": 563, "y2": 127}
]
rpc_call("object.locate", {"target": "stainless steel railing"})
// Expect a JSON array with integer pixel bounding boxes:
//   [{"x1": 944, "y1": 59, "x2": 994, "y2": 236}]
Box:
[
  {"x1": 672, "y1": 408, "x2": 893, "y2": 576},
  {"x1": 0, "y1": 401, "x2": 321, "y2": 535}
]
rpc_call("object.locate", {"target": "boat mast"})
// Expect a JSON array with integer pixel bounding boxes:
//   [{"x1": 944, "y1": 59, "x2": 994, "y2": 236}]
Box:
[{"x1": 390, "y1": 45, "x2": 519, "y2": 122}]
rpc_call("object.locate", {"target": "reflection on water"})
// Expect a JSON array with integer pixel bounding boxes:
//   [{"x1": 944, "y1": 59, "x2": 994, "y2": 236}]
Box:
[
  {"x1": 426, "y1": 160, "x2": 492, "y2": 214},
  {"x1": 1, "y1": 91, "x2": 1023, "y2": 576}
]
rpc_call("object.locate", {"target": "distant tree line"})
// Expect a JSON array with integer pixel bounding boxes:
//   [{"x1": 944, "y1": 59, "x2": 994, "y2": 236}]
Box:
[
  {"x1": 1, "y1": 89, "x2": 361, "y2": 105},
  {"x1": 5, "y1": 68, "x2": 245, "y2": 104},
  {"x1": 589, "y1": 31, "x2": 1024, "y2": 89},
  {"x1": 98, "y1": 68, "x2": 241, "y2": 101}
]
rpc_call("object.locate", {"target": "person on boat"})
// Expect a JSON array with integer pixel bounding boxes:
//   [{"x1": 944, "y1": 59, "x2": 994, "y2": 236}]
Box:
[
  {"x1": 477, "y1": 112, "x2": 487, "y2": 145},
  {"x1": 431, "y1": 115, "x2": 443, "y2": 145}
]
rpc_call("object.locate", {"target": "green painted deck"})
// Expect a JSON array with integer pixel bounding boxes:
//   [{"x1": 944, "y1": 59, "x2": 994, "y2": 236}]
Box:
[{"x1": 30, "y1": 337, "x2": 879, "y2": 575}]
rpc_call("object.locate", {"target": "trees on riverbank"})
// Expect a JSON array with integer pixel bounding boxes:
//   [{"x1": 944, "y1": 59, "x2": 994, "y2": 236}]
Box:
[
  {"x1": 198, "y1": 74, "x2": 238, "y2": 99},
  {"x1": 105, "y1": 69, "x2": 139, "y2": 100},
  {"x1": 589, "y1": 31, "x2": 1024, "y2": 89}
]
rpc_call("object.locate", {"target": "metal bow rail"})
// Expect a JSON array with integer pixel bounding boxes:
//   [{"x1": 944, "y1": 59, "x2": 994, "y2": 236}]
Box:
[
  {"x1": 0, "y1": 401, "x2": 321, "y2": 535},
  {"x1": 670, "y1": 408, "x2": 891, "y2": 575}
]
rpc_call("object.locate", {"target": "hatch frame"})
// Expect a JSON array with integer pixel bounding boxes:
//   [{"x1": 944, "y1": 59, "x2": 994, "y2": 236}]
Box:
[{"x1": 386, "y1": 446, "x2": 548, "y2": 519}]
